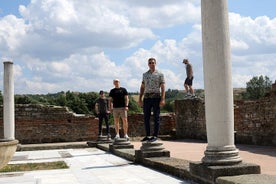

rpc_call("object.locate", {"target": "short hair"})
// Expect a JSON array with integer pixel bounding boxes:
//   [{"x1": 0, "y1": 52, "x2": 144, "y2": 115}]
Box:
[{"x1": 148, "y1": 57, "x2": 156, "y2": 63}]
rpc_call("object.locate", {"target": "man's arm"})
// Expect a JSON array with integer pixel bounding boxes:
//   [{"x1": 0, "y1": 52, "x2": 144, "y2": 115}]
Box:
[
  {"x1": 95, "y1": 102, "x2": 99, "y2": 114},
  {"x1": 125, "y1": 95, "x2": 129, "y2": 109},
  {"x1": 109, "y1": 97, "x2": 113, "y2": 111},
  {"x1": 138, "y1": 83, "x2": 145, "y2": 107},
  {"x1": 160, "y1": 83, "x2": 165, "y2": 107}
]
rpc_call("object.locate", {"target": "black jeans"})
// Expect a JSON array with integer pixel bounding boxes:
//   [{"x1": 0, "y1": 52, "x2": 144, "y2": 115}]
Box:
[
  {"x1": 98, "y1": 113, "x2": 110, "y2": 135},
  {"x1": 143, "y1": 98, "x2": 161, "y2": 137}
]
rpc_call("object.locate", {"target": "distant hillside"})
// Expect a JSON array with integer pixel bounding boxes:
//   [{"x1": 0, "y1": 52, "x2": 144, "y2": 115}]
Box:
[{"x1": 131, "y1": 88, "x2": 246, "y2": 102}]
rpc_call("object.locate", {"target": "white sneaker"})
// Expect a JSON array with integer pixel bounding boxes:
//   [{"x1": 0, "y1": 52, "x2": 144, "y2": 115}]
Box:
[
  {"x1": 115, "y1": 134, "x2": 120, "y2": 139},
  {"x1": 184, "y1": 93, "x2": 191, "y2": 97},
  {"x1": 124, "y1": 134, "x2": 129, "y2": 141}
]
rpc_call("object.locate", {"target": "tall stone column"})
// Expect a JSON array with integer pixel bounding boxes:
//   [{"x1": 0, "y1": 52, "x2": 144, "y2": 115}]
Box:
[
  {"x1": 201, "y1": 0, "x2": 241, "y2": 165},
  {"x1": 3, "y1": 61, "x2": 15, "y2": 140},
  {"x1": 190, "y1": 2, "x2": 260, "y2": 182}
]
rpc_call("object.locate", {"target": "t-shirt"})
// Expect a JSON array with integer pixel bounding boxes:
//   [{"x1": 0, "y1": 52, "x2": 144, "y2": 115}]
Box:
[
  {"x1": 95, "y1": 98, "x2": 108, "y2": 114},
  {"x1": 109, "y1": 87, "x2": 128, "y2": 108},
  {"x1": 142, "y1": 70, "x2": 165, "y2": 94}
]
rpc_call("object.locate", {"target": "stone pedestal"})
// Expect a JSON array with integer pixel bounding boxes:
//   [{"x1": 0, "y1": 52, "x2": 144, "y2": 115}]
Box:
[
  {"x1": 190, "y1": 162, "x2": 260, "y2": 184},
  {"x1": 135, "y1": 141, "x2": 170, "y2": 163},
  {"x1": 109, "y1": 138, "x2": 134, "y2": 152},
  {"x1": 0, "y1": 139, "x2": 18, "y2": 169},
  {"x1": 97, "y1": 135, "x2": 112, "y2": 143},
  {"x1": 87, "y1": 135, "x2": 113, "y2": 147}
]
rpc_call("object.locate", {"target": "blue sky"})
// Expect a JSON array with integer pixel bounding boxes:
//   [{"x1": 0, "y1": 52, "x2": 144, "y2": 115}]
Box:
[{"x1": 0, "y1": 0, "x2": 275, "y2": 94}]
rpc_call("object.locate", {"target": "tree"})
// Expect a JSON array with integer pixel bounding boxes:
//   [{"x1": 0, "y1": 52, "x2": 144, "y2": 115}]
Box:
[
  {"x1": 0, "y1": 91, "x2": 2, "y2": 105},
  {"x1": 15, "y1": 95, "x2": 33, "y2": 104},
  {"x1": 243, "y1": 75, "x2": 272, "y2": 100}
]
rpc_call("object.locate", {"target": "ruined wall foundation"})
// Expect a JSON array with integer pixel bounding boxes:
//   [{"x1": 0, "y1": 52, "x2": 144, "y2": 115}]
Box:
[{"x1": 0, "y1": 85, "x2": 275, "y2": 146}]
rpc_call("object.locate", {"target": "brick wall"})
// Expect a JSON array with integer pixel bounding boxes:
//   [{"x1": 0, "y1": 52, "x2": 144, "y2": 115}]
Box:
[
  {"x1": 0, "y1": 83, "x2": 275, "y2": 146},
  {"x1": 0, "y1": 104, "x2": 175, "y2": 143},
  {"x1": 0, "y1": 104, "x2": 99, "y2": 143},
  {"x1": 175, "y1": 86, "x2": 276, "y2": 146},
  {"x1": 175, "y1": 98, "x2": 206, "y2": 140},
  {"x1": 234, "y1": 89, "x2": 276, "y2": 146},
  {"x1": 127, "y1": 113, "x2": 175, "y2": 137}
]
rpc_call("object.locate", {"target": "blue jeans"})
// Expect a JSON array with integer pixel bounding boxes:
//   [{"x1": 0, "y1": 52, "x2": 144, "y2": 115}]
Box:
[{"x1": 143, "y1": 98, "x2": 161, "y2": 137}]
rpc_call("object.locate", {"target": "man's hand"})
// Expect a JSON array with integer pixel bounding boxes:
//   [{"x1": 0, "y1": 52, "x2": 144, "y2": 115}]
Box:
[
  {"x1": 138, "y1": 99, "x2": 143, "y2": 108},
  {"x1": 160, "y1": 99, "x2": 165, "y2": 107}
]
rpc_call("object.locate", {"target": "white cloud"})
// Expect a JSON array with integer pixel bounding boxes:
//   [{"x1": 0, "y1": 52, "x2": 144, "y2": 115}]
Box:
[
  {"x1": 0, "y1": 15, "x2": 27, "y2": 54},
  {"x1": 0, "y1": 0, "x2": 275, "y2": 94},
  {"x1": 229, "y1": 13, "x2": 276, "y2": 55}
]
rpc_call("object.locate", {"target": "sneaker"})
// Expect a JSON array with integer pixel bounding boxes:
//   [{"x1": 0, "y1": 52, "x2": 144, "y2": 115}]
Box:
[
  {"x1": 184, "y1": 93, "x2": 191, "y2": 97},
  {"x1": 148, "y1": 136, "x2": 158, "y2": 142},
  {"x1": 114, "y1": 134, "x2": 120, "y2": 139},
  {"x1": 141, "y1": 136, "x2": 150, "y2": 142},
  {"x1": 124, "y1": 134, "x2": 129, "y2": 141}
]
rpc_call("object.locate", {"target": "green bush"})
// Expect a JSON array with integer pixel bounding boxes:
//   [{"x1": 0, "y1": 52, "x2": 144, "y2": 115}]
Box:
[{"x1": 242, "y1": 75, "x2": 272, "y2": 100}]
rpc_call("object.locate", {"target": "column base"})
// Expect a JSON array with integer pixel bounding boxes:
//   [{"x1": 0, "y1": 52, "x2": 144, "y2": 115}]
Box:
[
  {"x1": 0, "y1": 139, "x2": 18, "y2": 169},
  {"x1": 87, "y1": 135, "x2": 113, "y2": 147},
  {"x1": 109, "y1": 138, "x2": 134, "y2": 151},
  {"x1": 190, "y1": 161, "x2": 260, "y2": 184},
  {"x1": 202, "y1": 145, "x2": 242, "y2": 165},
  {"x1": 135, "y1": 141, "x2": 170, "y2": 163}
]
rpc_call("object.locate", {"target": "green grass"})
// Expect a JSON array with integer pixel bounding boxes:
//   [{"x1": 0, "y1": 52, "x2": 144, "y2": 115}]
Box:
[{"x1": 0, "y1": 161, "x2": 69, "y2": 172}]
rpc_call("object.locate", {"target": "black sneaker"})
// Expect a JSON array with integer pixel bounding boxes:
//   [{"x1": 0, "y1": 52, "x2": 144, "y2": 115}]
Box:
[
  {"x1": 141, "y1": 136, "x2": 150, "y2": 142},
  {"x1": 148, "y1": 136, "x2": 158, "y2": 142}
]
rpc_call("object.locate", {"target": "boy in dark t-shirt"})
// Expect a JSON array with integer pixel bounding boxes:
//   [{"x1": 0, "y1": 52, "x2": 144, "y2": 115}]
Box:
[{"x1": 95, "y1": 90, "x2": 110, "y2": 138}]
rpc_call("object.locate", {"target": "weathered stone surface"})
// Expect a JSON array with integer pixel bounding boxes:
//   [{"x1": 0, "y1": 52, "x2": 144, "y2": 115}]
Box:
[
  {"x1": 0, "y1": 139, "x2": 18, "y2": 169},
  {"x1": 175, "y1": 87, "x2": 276, "y2": 146},
  {"x1": 109, "y1": 138, "x2": 134, "y2": 151},
  {"x1": 0, "y1": 104, "x2": 176, "y2": 144},
  {"x1": 190, "y1": 161, "x2": 261, "y2": 184},
  {"x1": 217, "y1": 174, "x2": 276, "y2": 184}
]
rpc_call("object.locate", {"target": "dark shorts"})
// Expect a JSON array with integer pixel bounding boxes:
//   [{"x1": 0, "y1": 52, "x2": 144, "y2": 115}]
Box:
[{"x1": 184, "y1": 76, "x2": 194, "y2": 86}]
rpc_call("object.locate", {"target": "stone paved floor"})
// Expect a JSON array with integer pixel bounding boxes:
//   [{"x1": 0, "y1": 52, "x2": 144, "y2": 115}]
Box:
[
  {"x1": 0, "y1": 148, "x2": 192, "y2": 184},
  {"x1": 132, "y1": 139, "x2": 276, "y2": 175}
]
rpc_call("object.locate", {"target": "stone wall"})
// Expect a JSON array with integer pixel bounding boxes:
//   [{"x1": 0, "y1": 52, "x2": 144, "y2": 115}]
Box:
[
  {"x1": 234, "y1": 85, "x2": 276, "y2": 146},
  {"x1": 128, "y1": 113, "x2": 176, "y2": 137},
  {"x1": 0, "y1": 104, "x2": 99, "y2": 143},
  {"x1": 0, "y1": 84, "x2": 275, "y2": 146},
  {"x1": 175, "y1": 99, "x2": 206, "y2": 140},
  {"x1": 0, "y1": 104, "x2": 175, "y2": 144},
  {"x1": 175, "y1": 85, "x2": 276, "y2": 146}
]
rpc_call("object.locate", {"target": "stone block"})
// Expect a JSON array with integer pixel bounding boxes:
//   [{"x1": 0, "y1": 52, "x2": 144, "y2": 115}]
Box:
[
  {"x1": 135, "y1": 141, "x2": 170, "y2": 163},
  {"x1": 0, "y1": 139, "x2": 19, "y2": 169},
  {"x1": 189, "y1": 161, "x2": 261, "y2": 184},
  {"x1": 217, "y1": 174, "x2": 276, "y2": 184},
  {"x1": 109, "y1": 138, "x2": 134, "y2": 152}
]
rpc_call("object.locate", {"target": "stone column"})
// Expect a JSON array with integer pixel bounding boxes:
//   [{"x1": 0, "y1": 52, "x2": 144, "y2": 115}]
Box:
[
  {"x1": 3, "y1": 61, "x2": 15, "y2": 140},
  {"x1": 201, "y1": 0, "x2": 241, "y2": 165}
]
